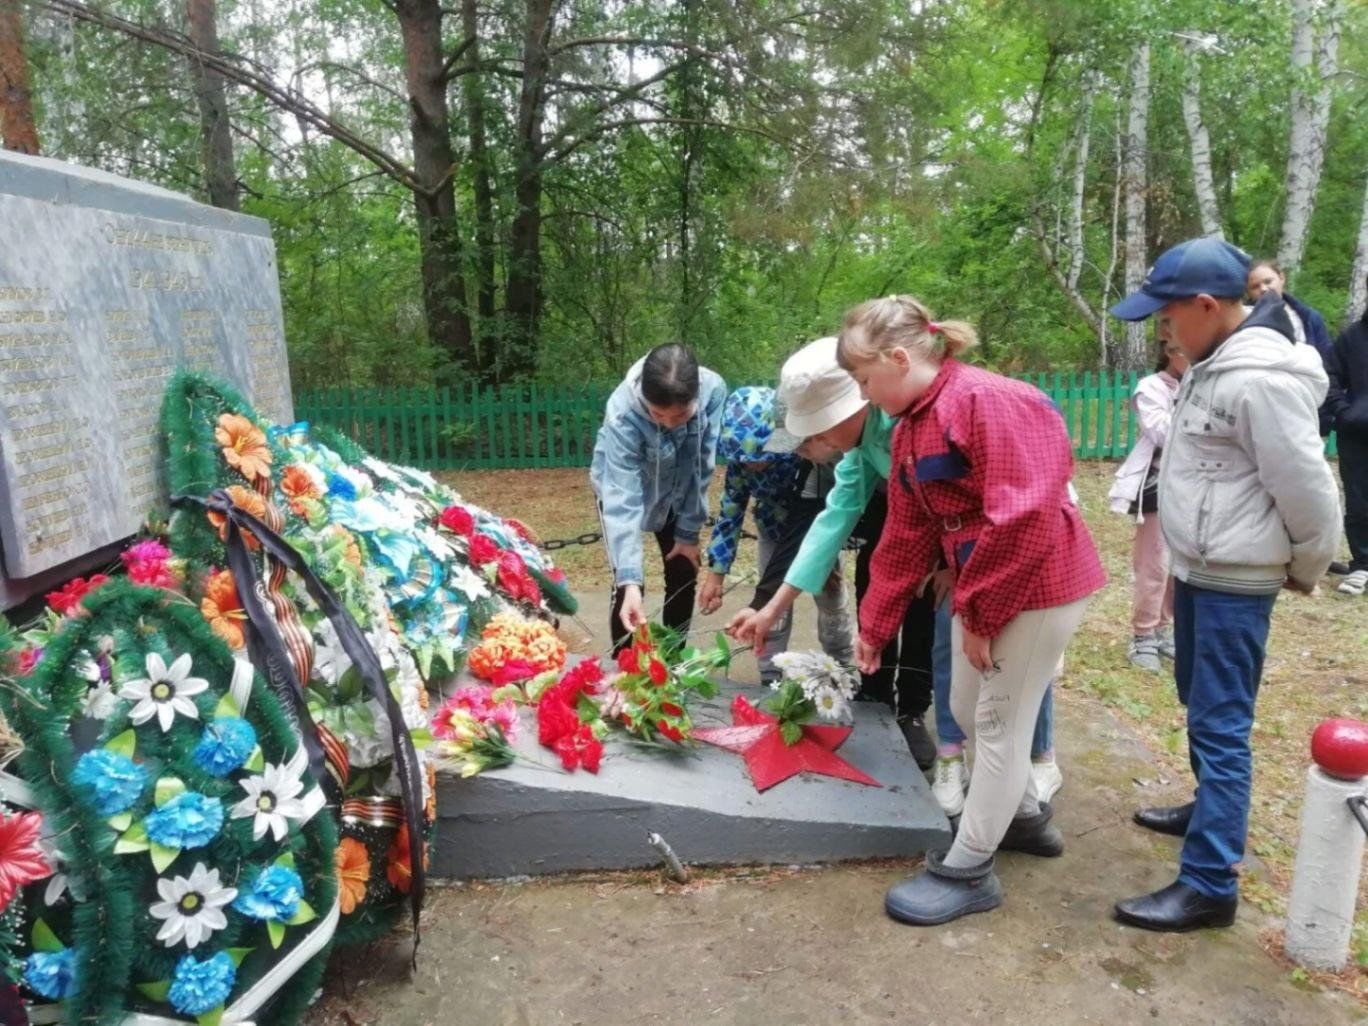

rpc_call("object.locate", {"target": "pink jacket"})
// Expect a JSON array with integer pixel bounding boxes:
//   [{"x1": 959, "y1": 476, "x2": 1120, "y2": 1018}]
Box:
[{"x1": 1108, "y1": 371, "x2": 1179, "y2": 521}]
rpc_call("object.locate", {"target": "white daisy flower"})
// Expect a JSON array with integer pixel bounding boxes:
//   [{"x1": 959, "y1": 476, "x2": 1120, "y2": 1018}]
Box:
[
  {"x1": 148, "y1": 863, "x2": 237, "y2": 949},
  {"x1": 811, "y1": 684, "x2": 847, "y2": 722},
  {"x1": 122, "y1": 653, "x2": 209, "y2": 732},
  {"x1": 230, "y1": 749, "x2": 325, "y2": 841}
]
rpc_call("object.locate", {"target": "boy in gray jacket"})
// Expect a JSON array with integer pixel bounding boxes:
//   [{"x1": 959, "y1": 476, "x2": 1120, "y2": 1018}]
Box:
[{"x1": 1109, "y1": 238, "x2": 1340, "y2": 933}]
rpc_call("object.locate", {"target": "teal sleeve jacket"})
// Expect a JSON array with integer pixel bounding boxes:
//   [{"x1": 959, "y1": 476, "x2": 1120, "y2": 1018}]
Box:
[{"x1": 783, "y1": 406, "x2": 894, "y2": 594}]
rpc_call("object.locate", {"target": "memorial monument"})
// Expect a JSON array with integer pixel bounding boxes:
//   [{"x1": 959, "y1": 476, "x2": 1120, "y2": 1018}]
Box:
[{"x1": 0, "y1": 150, "x2": 293, "y2": 607}]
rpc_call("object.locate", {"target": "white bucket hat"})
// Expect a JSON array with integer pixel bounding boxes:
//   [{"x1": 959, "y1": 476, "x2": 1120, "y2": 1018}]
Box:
[{"x1": 764, "y1": 337, "x2": 866, "y2": 453}]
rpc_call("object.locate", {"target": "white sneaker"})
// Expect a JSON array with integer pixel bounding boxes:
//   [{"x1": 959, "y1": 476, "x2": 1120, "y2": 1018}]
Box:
[
  {"x1": 1338, "y1": 570, "x2": 1368, "y2": 596},
  {"x1": 1032, "y1": 757, "x2": 1063, "y2": 804},
  {"x1": 932, "y1": 756, "x2": 969, "y2": 818}
]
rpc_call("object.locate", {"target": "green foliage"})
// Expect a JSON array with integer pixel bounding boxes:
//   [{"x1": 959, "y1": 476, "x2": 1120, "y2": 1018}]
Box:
[{"x1": 20, "y1": 0, "x2": 1368, "y2": 383}]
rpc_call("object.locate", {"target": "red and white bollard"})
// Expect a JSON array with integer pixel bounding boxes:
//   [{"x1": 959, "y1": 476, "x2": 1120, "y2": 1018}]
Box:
[{"x1": 1285, "y1": 718, "x2": 1368, "y2": 971}]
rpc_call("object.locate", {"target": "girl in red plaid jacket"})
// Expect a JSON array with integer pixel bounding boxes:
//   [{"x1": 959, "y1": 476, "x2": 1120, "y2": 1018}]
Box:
[{"x1": 843, "y1": 296, "x2": 1105, "y2": 926}]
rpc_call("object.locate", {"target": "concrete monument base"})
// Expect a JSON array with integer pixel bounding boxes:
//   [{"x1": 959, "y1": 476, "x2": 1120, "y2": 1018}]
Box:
[{"x1": 431, "y1": 684, "x2": 950, "y2": 878}]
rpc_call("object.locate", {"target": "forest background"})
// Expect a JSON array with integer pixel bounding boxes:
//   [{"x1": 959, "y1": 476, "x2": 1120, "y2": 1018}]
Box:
[{"x1": 1, "y1": 0, "x2": 1366, "y2": 391}]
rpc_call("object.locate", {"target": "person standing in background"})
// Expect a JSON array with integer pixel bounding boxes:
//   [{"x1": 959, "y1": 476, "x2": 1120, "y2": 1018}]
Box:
[
  {"x1": 1109, "y1": 336, "x2": 1190, "y2": 671},
  {"x1": 1325, "y1": 277, "x2": 1368, "y2": 596}
]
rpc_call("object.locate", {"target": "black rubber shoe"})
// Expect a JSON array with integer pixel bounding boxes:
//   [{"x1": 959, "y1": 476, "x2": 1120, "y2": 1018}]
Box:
[
  {"x1": 899, "y1": 715, "x2": 937, "y2": 771},
  {"x1": 999, "y1": 801, "x2": 1065, "y2": 857}
]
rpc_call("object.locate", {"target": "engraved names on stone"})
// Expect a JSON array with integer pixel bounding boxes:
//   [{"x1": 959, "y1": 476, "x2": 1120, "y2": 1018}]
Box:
[{"x1": 0, "y1": 151, "x2": 294, "y2": 592}]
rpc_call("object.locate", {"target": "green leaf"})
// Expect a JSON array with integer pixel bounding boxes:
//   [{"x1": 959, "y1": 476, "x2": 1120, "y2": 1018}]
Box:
[
  {"x1": 226, "y1": 947, "x2": 254, "y2": 967},
  {"x1": 107, "y1": 811, "x2": 133, "y2": 832},
  {"x1": 408, "y1": 727, "x2": 433, "y2": 750},
  {"x1": 287, "y1": 899, "x2": 317, "y2": 926},
  {"x1": 576, "y1": 693, "x2": 601, "y2": 723},
  {"x1": 214, "y1": 693, "x2": 241, "y2": 719},
  {"x1": 715, "y1": 632, "x2": 732, "y2": 669},
  {"x1": 31, "y1": 918, "x2": 62, "y2": 953},
  {"x1": 266, "y1": 919, "x2": 286, "y2": 949},
  {"x1": 150, "y1": 842, "x2": 180, "y2": 872},
  {"x1": 155, "y1": 776, "x2": 186, "y2": 807},
  {"x1": 416, "y1": 644, "x2": 435, "y2": 680},
  {"x1": 779, "y1": 720, "x2": 803, "y2": 746},
  {"x1": 197, "y1": 1006, "x2": 225, "y2": 1026},
  {"x1": 337, "y1": 665, "x2": 364, "y2": 702},
  {"x1": 275, "y1": 850, "x2": 296, "y2": 870},
  {"x1": 245, "y1": 746, "x2": 265, "y2": 773},
  {"x1": 137, "y1": 980, "x2": 171, "y2": 1002},
  {"x1": 114, "y1": 821, "x2": 150, "y2": 854},
  {"x1": 107, "y1": 729, "x2": 136, "y2": 759}
]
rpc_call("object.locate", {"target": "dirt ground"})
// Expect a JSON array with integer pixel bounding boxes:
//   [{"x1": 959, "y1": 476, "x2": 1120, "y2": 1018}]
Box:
[{"x1": 302, "y1": 463, "x2": 1367, "y2": 1026}]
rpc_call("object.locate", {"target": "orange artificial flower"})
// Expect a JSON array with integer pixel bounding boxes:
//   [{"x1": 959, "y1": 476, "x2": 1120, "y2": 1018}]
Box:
[
  {"x1": 385, "y1": 822, "x2": 428, "y2": 895},
  {"x1": 215, "y1": 412, "x2": 272, "y2": 484},
  {"x1": 201, "y1": 569, "x2": 247, "y2": 650},
  {"x1": 335, "y1": 837, "x2": 371, "y2": 915},
  {"x1": 207, "y1": 485, "x2": 267, "y2": 550},
  {"x1": 280, "y1": 465, "x2": 321, "y2": 516}
]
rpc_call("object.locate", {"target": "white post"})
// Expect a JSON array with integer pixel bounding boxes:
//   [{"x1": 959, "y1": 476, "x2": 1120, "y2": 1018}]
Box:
[{"x1": 1285, "y1": 765, "x2": 1367, "y2": 970}]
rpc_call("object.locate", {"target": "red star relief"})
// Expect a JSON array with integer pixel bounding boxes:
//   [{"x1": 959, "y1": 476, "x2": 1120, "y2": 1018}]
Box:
[{"x1": 692, "y1": 695, "x2": 881, "y2": 792}]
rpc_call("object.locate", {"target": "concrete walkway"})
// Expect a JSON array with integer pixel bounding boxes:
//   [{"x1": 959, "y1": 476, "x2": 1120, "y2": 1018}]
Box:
[{"x1": 304, "y1": 589, "x2": 1366, "y2": 1026}]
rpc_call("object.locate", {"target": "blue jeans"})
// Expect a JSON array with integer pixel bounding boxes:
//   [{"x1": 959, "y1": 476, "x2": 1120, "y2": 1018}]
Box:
[
  {"x1": 1172, "y1": 579, "x2": 1276, "y2": 899},
  {"x1": 933, "y1": 597, "x2": 1053, "y2": 757}
]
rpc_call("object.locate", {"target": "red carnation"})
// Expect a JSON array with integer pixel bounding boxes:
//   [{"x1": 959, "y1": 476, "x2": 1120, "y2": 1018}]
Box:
[
  {"x1": 657, "y1": 719, "x2": 684, "y2": 743},
  {"x1": 660, "y1": 702, "x2": 684, "y2": 718},
  {"x1": 468, "y1": 533, "x2": 501, "y2": 566},
  {"x1": 46, "y1": 574, "x2": 109, "y2": 616},
  {"x1": 537, "y1": 695, "x2": 579, "y2": 746},
  {"x1": 552, "y1": 724, "x2": 602, "y2": 773},
  {"x1": 616, "y1": 648, "x2": 640, "y2": 674},
  {"x1": 439, "y1": 505, "x2": 475, "y2": 537},
  {"x1": 648, "y1": 659, "x2": 668, "y2": 686},
  {"x1": 504, "y1": 518, "x2": 537, "y2": 544}
]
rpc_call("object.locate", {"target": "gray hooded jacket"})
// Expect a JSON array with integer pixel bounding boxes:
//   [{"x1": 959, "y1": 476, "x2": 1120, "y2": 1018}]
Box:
[{"x1": 1159, "y1": 297, "x2": 1341, "y2": 594}]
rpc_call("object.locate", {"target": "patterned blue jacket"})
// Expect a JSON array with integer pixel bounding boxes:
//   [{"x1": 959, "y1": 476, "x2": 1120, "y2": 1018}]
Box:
[{"x1": 705, "y1": 387, "x2": 805, "y2": 574}]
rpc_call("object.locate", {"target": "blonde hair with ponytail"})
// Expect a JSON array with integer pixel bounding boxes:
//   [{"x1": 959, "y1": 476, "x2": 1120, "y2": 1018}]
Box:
[{"x1": 836, "y1": 295, "x2": 978, "y2": 370}]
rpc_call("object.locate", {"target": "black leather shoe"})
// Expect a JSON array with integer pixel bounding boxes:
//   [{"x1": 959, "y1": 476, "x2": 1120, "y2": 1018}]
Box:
[
  {"x1": 1329, "y1": 560, "x2": 1351, "y2": 576},
  {"x1": 1114, "y1": 881, "x2": 1236, "y2": 932},
  {"x1": 899, "y1": 715, "x2": 937, "y2": 771},
  {"x1": 1132, "y1": 801, "x2": 1194, "y2": 837}
]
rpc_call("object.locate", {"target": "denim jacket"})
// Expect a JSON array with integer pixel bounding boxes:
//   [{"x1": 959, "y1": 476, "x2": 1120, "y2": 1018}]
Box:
[{"x1": 590, "y1": 357, "x2": 727, "y2": 586}]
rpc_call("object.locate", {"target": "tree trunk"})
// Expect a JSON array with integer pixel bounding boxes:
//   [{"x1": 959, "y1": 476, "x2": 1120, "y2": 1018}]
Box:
[
  {"x1": 675, "y1": 0, "x2": 702, "y2": 336},
  {"x1": 1348, "y1": 167, "x2": 1368, "y2": 323},
  {"x1": 503, "y1": 0, "x2": 555, "y2": 381},
  {"x1": 1121, "y1": 42, "x2": 1150, "y2": 371},
  {"x1": 460, "y1": 0, "x2": 498, "y2": 371},
  {"x1": 1064, "y1": 74, "x2": 1096, "y2": 291},
  {"x1": 1181, "y1": 38, "x2": 1222, "y2": 239},
  {"x1": 185, "y1": 0, "x2": 239, "y2": 210},
  {"x1": 1278, "y1": 0, "x2": 1342, "y2": 275},
  {"x1": 396, "y1": 0, "x2": 474, "y2": 377},
  {"x1": 0, "y1": 0, "x2": 40, "y2": 154}
]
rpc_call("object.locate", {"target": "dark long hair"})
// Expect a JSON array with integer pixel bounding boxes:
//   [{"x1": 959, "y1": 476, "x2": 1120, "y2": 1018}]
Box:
[{"x1": 640, "y1": 343, "x2": 700, "y2": 407}]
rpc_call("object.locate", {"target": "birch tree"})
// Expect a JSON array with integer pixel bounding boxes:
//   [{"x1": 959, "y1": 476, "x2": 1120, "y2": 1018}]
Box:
[
  {"x1": 1121, "y1": 41, "x2": 1150, "y2": 370},
  {"x1": 1349, "y1": 169, "x2": 1368, "y2": 323},
  {"x1": 186, "y1": 0, "x2": 238, "y2": 210},
  {"x1": 1278, "y1": 0, "x2": 1342, "y2": 275},
  {"x1": 1179, "y1": 34, "x2": 1221, "y2": 239}
]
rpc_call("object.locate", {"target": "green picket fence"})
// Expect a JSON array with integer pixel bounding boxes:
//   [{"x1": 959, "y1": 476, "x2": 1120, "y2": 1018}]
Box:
[{"x1": 293, "y1": 372, "x2": 1338, "y2": 470}]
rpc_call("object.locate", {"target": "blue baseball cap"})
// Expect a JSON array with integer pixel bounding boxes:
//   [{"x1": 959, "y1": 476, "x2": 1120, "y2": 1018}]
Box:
[{"x1": 1110, "y1": 237, "x2": 1252, "y2": 321}]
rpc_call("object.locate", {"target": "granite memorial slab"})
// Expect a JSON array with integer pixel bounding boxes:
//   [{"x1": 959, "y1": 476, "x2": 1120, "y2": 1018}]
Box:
[
  {"x1": 0, "y1": 151, "x2": 293, "y2": 607},
  {"x1": 432, "y1": 683, "x2": 951, "y2": 878}
]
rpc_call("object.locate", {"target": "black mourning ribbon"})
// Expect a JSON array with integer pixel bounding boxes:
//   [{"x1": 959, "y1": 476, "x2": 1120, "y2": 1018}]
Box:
[{"x1": 172, "y1": 489, "x2": 426, "y2": 963}]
